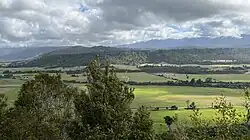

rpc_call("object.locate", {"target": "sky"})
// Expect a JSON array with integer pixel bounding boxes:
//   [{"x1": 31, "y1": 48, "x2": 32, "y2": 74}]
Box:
[{"x1": 0, "y1": 0, "x2": 250, "y2": 47}]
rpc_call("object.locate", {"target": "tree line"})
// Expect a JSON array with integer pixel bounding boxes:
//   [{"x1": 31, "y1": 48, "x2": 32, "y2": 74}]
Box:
[
  {"x1": 63, "y1": 78, "x2": 250, "y2": 89},
  {"x1": 140, "y1": 66, "x2": 248, "y2": 74}
]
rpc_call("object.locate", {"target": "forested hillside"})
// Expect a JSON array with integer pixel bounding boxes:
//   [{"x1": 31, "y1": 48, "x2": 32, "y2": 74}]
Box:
[{"x1": 8, "y1": 47, "x2": 250, "y2": 67}]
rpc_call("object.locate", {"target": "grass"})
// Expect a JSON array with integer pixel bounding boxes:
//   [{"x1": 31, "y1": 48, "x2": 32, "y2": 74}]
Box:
[
  {"x1": 151, "y1": 107, "x2": 246, "y2": 133},
  {"x1": 151, "y1": 109, "x2": 215, "y2": 133},
  {"x1": 164, "y1": 73, "x2": 250, "y2": 82},
  {"x1": 132, "y1": 86, "x2": 246, "y2": 133},
  {"x1": 74, "y1": 84, "x2": 243, "y2": 108},
  {"x1": 0, "y1": 78, "x2": 24, "y2": 85},
  {"x1": 0, "y1": 78, "x2": 23, "y2": 105},
  {"x1": 131, "y1": 86, "x2": 244, "y2": 108},
  {"x1": 74, "y1": 84, "x2": 245, "y2": 108},
  {"x1": 3, "y1": 88, "x2": 20, "y2": 105}
]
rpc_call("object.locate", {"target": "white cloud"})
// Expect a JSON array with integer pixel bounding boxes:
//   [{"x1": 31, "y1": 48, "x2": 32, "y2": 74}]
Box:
[{"x1": 0, "y1": 0, "x2": 250, "y2": 47}]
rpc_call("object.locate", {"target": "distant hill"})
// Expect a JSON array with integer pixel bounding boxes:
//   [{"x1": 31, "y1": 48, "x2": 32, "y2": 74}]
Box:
[
  {"x1": 119, "y1": 35, "x2": 250, "y2": 49},
  {"x1": 47, "y1": 46, "x2": 128, "y2": 55},
  {"x1": 8, "y1": 46, "x2": 250, "y2": 67},
  {"x1": 0, "y1": 48, "x2": 26, "y2": 57},
  {"x1": 0, "y1": 47, "x2": 61, "y2": 61}
]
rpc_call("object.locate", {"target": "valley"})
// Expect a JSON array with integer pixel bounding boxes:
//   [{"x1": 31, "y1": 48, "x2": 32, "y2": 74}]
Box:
[{"x1": 1, "y1": 52, "x2": 250, "y2": 133}]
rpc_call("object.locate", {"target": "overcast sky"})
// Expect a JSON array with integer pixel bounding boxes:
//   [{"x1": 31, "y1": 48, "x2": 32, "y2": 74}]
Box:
[{"x1": 0, "y1": 0, "x2": 250, "y2": 47}]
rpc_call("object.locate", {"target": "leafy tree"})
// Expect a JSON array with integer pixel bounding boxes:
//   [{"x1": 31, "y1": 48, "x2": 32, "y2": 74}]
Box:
[
  {"x1": 205, "y1": 77, "x2": 213, "y2": 83},
  {"x1": 164, "y1": 116, "x2": 175, "y2": 131},
  {"x1": 1, "y1": 74, "x2": 78, "y2": 139},
  {"x1": 67, "y1": 59, "x2": 154, "y2": 140},
  {"x1": 0, "y1": 94, "x2": 7, "y2": 116},
  {"x1": 129, "y1": 106, "x2": 155, "y2": 140},
  {"x1": 189, "y1": 102, "x2": 196, "y2": 109},
  {"x1": 243, "y1": 88, "x2": 250, "y2": 125},
  {"x1": 0, "y1": 94, "x2": 7, "y2": 134},
  {"x1": 196, "y1": 79, "x2": 203, "y2": 85},
  {"x1": 190, "y1": 78, "x2": 196, "y2": 85}
]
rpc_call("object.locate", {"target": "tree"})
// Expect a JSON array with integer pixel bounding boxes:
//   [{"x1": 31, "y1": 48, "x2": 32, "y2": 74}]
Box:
[
  {"x1": 129, "y1": 106, "x2": 155, "y2": 140},
  {"x1": 196, "y1": 79, "x2": 203, "y2": 85},
  {"x1": 190, "y1": 78, "x2": 196, "y2": 85},
  {"x1": 205, "y1": 77, "x2": 213, "y2": 83},
  {"x1": 0, "y1": 94, "x2": 7, "y2": 131},
  {"x1": 1, "y1": 73, "x2": 78, "y2": 139},
  {"x1": 67, "y1": 59, "x2": 154, "y2": 140},
  {"x1": 0, "y1": 94, "x2": 7, "y2": 117},
  {"x1": 164, "y1": 116, "x2": 175, "y2": 131},
  {"x1": 189, "y1": 102, "x2": 196, "y2": 109}
]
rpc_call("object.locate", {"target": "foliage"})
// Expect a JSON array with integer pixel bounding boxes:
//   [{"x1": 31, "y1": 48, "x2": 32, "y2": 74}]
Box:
[
  {"x1": 0, "y1": 94, "x2": 7, "y2": 127},
  {"x1": 1, "y1": 73, "x2": 78, "y2": 139},
  {"x1": 10, "y1": 47, "x2": 250, "y2": 67},
  {"x1": 164, "y1": 116, "x2": 174, "y2": 130},
  {"x1": 157, "y1": 95, "x2": 250, "y2": 140},
  {"x1": 67, "y1": 59, "x2": 154, "y2": 140},
  {"x1": 129, "y1": 106, "x2": 155, "y2": 140}
]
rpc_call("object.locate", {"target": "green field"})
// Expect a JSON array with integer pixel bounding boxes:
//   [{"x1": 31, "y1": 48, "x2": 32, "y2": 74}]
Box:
[
  {"x1": 59, "y1": 84, "x2": 245, "y2": 109},
  {"x1": 131, "y1": 86, "x2": 243, "y2": 108},
  {"x1": 164, "y1": 73, "x2": 250, "y2": 82},
  {"x1": 151, "y1": 107, "x2": 246, "y2": 133}
]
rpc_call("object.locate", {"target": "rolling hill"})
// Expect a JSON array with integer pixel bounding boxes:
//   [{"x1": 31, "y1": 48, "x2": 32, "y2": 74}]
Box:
[{"x1": 7, "y1": 46, "x2": 250, "y2": 67}]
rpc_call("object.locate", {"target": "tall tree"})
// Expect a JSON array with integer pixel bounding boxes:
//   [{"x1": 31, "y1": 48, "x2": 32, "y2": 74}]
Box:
[
  {"x1": 67, "y1": 59, "x2": 154, "y2": 140},
  {"x1": 1, "y1": 74, "x2": 78, "y2": 139},
  {"x1": 129, "y1": 106, "x2": 155, "y2": 140}
]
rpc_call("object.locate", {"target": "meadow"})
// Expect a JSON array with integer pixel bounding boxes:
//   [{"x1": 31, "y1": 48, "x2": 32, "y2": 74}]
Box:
[{"x1": 131, "y1": 86, "x2": 244, "y2": 108}]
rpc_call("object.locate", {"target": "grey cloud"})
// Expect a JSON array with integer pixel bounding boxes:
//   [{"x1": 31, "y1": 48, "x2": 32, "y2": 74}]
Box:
[
  {"x1": 90, "y1": 0, "x2": 240, "y2": 24},
  {"x1": 0, "y1": 0, "x2": 250, "y2": 47}
]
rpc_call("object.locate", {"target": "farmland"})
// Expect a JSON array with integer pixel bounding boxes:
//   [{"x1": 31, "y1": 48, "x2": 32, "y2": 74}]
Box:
[{"x1": 1, "y1": 64, "x2": 250, "y2": 133}]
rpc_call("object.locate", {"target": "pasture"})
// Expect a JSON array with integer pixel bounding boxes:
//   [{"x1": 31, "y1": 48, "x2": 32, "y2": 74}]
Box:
[{"x1": 131, "y1": 86, "x2": 244, "y2": 108}]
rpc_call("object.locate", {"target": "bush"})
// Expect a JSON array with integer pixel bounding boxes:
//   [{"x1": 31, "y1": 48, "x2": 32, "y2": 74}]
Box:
[
  {"x1": 153, "y1": 107, "x2": 160, "y2": 111},
  {"x1": 168, "y1": 105, "x2": 178, "y2": 110}
]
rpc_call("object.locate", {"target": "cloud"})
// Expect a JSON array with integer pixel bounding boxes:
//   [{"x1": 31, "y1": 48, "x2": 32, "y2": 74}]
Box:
[{"x1": 0, "y1": 0, "x2": 250, "y2": 47}]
